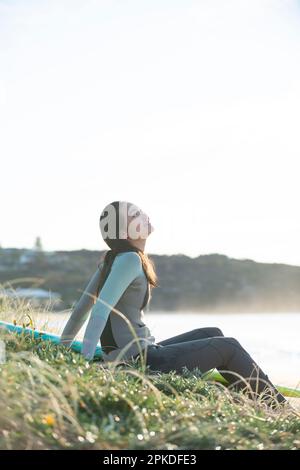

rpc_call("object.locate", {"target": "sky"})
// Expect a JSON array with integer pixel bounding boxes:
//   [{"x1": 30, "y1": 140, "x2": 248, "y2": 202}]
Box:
[{"x1": 1, "y1": 0, "x2": 300, "y2": 265}]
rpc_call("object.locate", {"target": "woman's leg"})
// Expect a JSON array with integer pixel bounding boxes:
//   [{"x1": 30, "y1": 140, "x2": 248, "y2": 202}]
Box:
[
  {"x1": 144, "y1": 336, "x2": 287, "y2": 406},
  {"x1": 130, "y1": 328, "x2": 224, "y2": 363},
  {"x1": 157, "y1": 327, "x2": 224, "y2": 346}
]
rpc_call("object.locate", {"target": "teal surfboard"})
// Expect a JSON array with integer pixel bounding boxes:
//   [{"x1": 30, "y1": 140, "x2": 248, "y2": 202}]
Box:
[{"x1": 0, "y1": 320, "x2": 299, "y2": 399}]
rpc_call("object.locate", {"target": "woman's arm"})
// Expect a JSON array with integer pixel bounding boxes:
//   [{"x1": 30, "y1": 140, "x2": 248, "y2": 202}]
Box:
[
  {"x1": 81, "y1": 252, "x2": 143, "y2": 361},
  {"x1": 60, "y1": 262, "x2": 104, "y2": 347}
]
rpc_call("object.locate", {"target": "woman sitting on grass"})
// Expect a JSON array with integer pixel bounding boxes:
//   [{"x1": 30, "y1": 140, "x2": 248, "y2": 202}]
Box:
[{"x1": 60, "y1": 200, "x2": 288, "y2": 410}]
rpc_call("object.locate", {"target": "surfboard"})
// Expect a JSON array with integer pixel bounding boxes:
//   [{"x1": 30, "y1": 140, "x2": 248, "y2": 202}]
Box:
[{"x1": 1, "y1": 320, "x2": 299, "y2": 398}]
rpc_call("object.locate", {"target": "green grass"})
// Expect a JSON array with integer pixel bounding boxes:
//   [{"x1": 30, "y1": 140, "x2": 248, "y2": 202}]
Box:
[{"x1": 0, "y1": 292, "x2": 299, "y2": 450}]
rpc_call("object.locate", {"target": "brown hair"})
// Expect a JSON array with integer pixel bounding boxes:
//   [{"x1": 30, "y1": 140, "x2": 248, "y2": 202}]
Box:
[{"x1": 95, "y1": 201, "x2": 159, "y2": 309}]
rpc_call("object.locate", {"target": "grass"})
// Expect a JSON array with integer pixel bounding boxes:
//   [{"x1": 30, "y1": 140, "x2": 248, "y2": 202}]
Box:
[{"x1": 0, "y1": 288, "x2": 300, "y2": 450}]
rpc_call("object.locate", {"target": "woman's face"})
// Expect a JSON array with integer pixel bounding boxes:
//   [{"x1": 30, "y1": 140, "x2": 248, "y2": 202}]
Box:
[{"x1": 126, "y1": 204, "x2": 154, "y2": 240}]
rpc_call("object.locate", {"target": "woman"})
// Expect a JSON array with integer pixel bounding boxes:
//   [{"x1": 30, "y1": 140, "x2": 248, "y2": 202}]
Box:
[{"x1": 60, "y1": 200, "x2": 287, "y2": 408}]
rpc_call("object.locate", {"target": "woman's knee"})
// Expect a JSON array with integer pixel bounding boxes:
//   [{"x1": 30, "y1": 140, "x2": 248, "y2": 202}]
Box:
[
  {"x1": 223, "y1": 337, "x2": 243, "y2": 353},
  {"x1": 225, "y1": 336, "x2": 240, "y2": 345},
  {"x1": 212, "y1": 327, "x2": 224, "y2": 337},
  {"x1": 195, "y1": 327, "x2": 224, "y2": 337},
  {"x1": 212, "y1": 336, "x2": 241, "y2": 353}
]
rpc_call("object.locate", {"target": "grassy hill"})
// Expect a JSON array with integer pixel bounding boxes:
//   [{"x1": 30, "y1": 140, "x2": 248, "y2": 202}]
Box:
[
  {"x1": 0, "y1": 308, "x2": 299, "y2": 450},
  {"x1": 0, "y1": 290, "x2": 299, "y2": 451}
]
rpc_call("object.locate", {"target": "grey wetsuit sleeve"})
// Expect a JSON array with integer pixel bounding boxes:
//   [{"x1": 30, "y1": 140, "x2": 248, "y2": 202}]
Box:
[
  {"x1": 60, "y1": 263, "x2": 104, "y2": 347},
  {"x1": 81, "y1": 252, "x2": 143, "y2": 361}
]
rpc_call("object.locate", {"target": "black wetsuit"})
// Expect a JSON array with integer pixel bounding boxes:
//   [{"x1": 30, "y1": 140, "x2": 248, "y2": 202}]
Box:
[{"x1": 133, "y1": 327, "x2": 287, "y2": 407}]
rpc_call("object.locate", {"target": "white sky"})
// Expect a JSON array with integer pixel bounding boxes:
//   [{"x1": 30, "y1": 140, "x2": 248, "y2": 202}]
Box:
[{"x1": 1, "y1": 0, "x2": 300, "y2": 265}]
